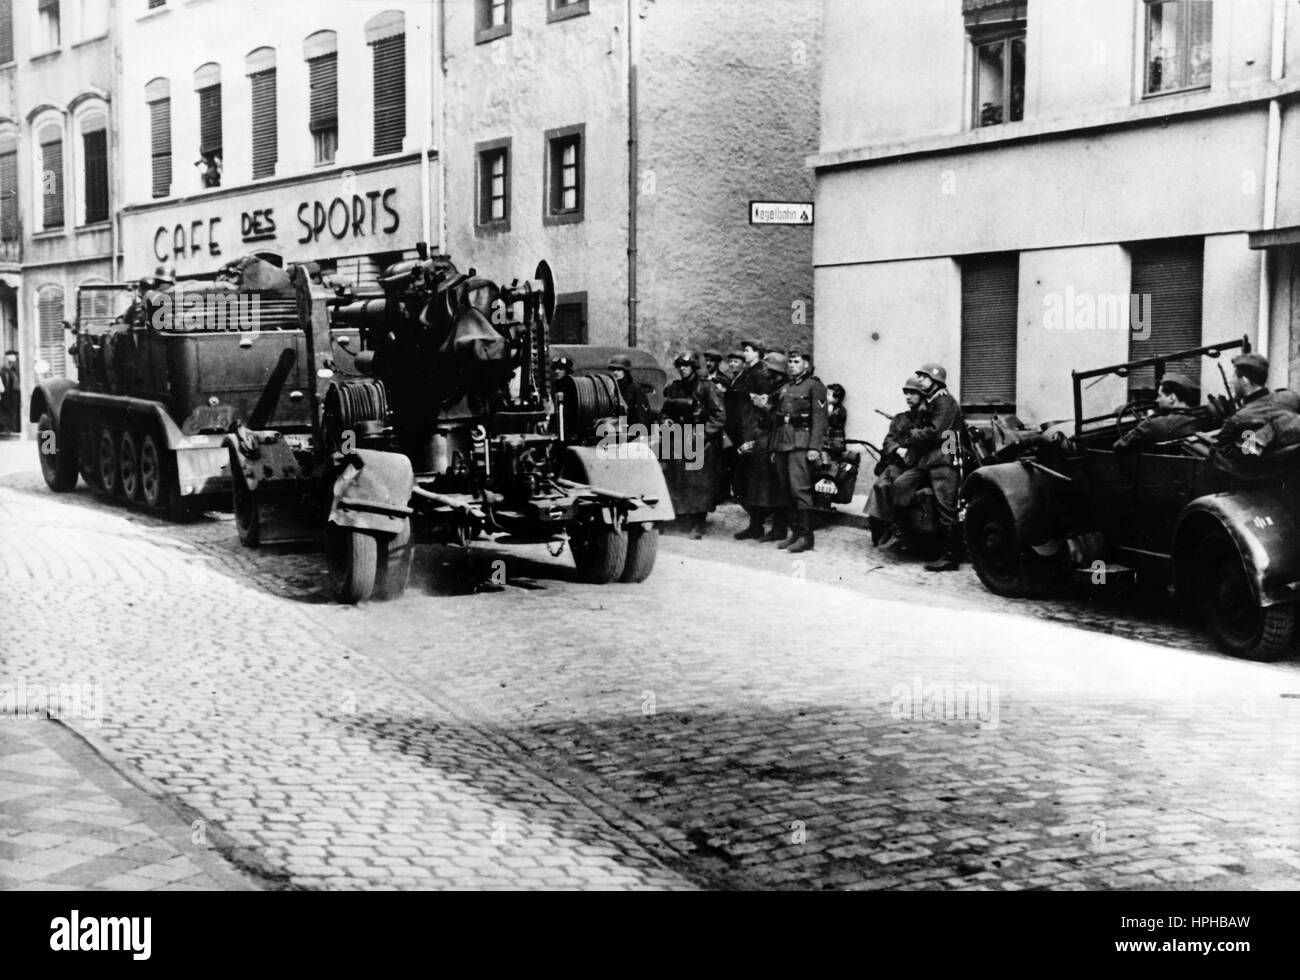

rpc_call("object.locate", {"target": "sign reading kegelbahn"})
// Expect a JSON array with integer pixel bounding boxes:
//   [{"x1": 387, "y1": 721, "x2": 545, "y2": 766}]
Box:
[{"x1": 749, "y1": 201, "x2": 814, "y2": 225}]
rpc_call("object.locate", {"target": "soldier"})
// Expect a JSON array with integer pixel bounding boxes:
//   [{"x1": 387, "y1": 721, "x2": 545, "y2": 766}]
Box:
[
  {"x1": 865, "y1": 376, "x2": 925, "y2": 546},
  {"x1": 1113, "y1": 373, "x2": 1213, "y2": 451},
  {"x1": 703, "y1": 351, "x2": 729, "y2": 394},
  {"x1": 661, "y1": 351, "x2": 727, "y2": 539},
  {"x1": 764, "y1": 348, "x2": 828, "y2": 554},
  {"x1": 551, "y1": 354, "x2": 575, "y2": 386},
  {"x1": 1215, "y1": 353, "x2": 1300, "y2": 455},
  {"x1": 825, "y1": 383, "x2": 848, "y2": 457},
  {"x1": 891, "y1": 362, "x2": 965, "y2": 571},
  {"x1": 728, "y1": 342, "x2": 769, "y2": 537},
  {"x1": 608, "y1": 354, "x2": 653, "y2": 431}
]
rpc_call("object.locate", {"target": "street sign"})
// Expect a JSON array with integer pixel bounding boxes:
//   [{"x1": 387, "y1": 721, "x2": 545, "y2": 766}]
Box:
[{"x1": 750, "y1": 201, "x2": 814, "y2": 226}]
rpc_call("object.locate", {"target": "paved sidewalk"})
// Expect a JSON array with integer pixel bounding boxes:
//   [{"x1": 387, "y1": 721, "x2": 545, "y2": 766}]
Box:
[{"x1": 0, "y1": 720, "x2": 258, "y2": 890}]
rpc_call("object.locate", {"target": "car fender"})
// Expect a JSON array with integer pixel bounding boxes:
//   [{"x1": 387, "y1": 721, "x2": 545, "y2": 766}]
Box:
[
  {"x1": 1173, "y1": 491, "x2": 1300, "y2": 607},
  {"x1": 28, "y1": 379, "x2": 79, "y2": 427},
  {"x1": 962, "y1": 460, "x2": 1057, "y2": 545},
  {"x1": 562, "y1": 443, "x2": 675, "y2": 525},
  {"x1": 328, "y1": 449, "x2": 414, "y2": 536}
]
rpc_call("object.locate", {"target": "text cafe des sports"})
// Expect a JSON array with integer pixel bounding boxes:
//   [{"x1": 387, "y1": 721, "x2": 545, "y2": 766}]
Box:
[{"x1": 119, "y1": 154, "x2": 435, "y2": 278}]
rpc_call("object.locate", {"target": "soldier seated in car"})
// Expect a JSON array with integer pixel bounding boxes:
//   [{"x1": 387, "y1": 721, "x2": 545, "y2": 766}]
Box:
[
  {"x1": 1113, "y1": 373, "x2": 1213, "y2": 451},
  {"x1": 1215, "y1": 353, "x2": 1300, "y2": 457}
]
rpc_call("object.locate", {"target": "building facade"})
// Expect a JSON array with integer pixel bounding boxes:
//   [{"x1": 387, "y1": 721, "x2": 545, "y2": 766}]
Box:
[
  {"x1": 812, "y1": 0, "x2": 1300, "y2": 446},
  {"x1": 443, "y1": 0, "x2": 820, "y2": 367},
  {"x1": 0, "y1": 0, "x2": 116, "y2": 432}
]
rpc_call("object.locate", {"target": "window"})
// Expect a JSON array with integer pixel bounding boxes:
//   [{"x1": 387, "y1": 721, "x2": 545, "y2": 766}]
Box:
[
  {"x1": 476, "y1": 0, "x2": 511, "y2": 43},
  {"x1": 37, "y1": 285, "x2": 66, "y2": 378},
  {"x1": 305, "y1": 31, "x2": 338, "y2": 166},
  {"x1": 78, "y1": 0, "x2": 107, "y2": 39},
  {"x1": 960, "y1": 252, "x2": 1019, "y2": 410},
  {"x1": 146, "y1": 78, "x2": 171, "y2": 199},
  {"x1": 548, "y1": 0, "x2": 588, "y2": 23},
  {"x1": 552, "y1": 292, "x2": 588, "y2": 344},
  {"x1": 147, "y1": 0, "x2": 167, "y2": 8},
  {"x1": 0, "y1": 0, "x2": 14, "y2": 64},
  {"x1": 965, "y1": 2, "x2": 1025, "y2": 128},
  {"x1": 37, "y1": 0, "x2": 60, "y2": 52},
  {"x1": 1144, "y1": 0, "x2": 1212, "y2": 96},
  {"x1": 195, "y1": 63, "x2": 222, "y2": 188},
  {"x1": 247, "y1": 48, "x2": 277, "y2": 180},
  {"x1": 0, "y1": 133, "x2": 17, "y2": 242},
  {"x1": 1128, "y1": 238, "x2": 1204, "y2": 394},
  {"x1": 37, "y1": 124, "x2": 64, "y2": 231},
  {"x1": 367, "y1": 13, "x2": 405, "y2": 156},
  {"x1": 544, "y1": 124, "x2": 584, "y2": 225},
  {"x1": 81, "y1": 113, "x2": 108, "y2": 224},
  {"x1": 476, "y1": 138, "x2": 510, "y2": 230}
]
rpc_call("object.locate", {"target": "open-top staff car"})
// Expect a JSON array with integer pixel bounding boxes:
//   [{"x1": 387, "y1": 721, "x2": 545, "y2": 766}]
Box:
[{"x1": 963, "y1": 337, "x2": 1300, "y2": 661}]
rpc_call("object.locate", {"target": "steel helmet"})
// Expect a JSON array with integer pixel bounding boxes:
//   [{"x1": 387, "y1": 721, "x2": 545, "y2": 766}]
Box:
[
  {"x1": 763, "y1": 351, "x2": 789, "y2": 374},
  {"x1": 902, "y1": 376, "x2": 925, "y2": 394},
  {"x1": 552, "y1": 355, "x2": 575, "y2": 372},
  {"x1": 608, "y1": 354, "x2": 633, "y2": 371},
  {"x1": 917, "y1": 363, "x2": 948, "y2": 385},
  {"x1": 673, "y1": 351, "x2": 699, "y2": 369}
]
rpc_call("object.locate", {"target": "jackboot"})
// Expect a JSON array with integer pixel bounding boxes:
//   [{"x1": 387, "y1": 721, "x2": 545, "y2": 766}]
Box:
[
  {"x1": 787, "y1": 513, "x2": 815, "y2": 554},
  {"x1": 735, "y1": 508, "x2": 766, "y2": 540},
  {"x1": 758, "y1": 513, "x2": 789, "y2": 544},
  {"x1": 689, "y1": 513, "x2": 707, "y2": 540},
  {"x1": 924, "y1": 525, "x2": 962, "y2": 572},
  {"x1": 775, "y1": 511, "x2": 800, "y2": 549}
]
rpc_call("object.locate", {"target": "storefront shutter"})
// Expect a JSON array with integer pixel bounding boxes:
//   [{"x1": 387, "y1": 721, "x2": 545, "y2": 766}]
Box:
[
  {"x1": 960, "y1": 252, "x2": 1019, "y2": 409},
  {"x1": 41, "y1": 138, "x2": 64, "y2": 229},
  {"x1": 371, "y1": 35, "x2": 405, "y2": 156},
  {"x1": 0, "y1": 0, "x2": 13, "y2": 64},
  {"x1": 0, "y1": 151, "x2": 16, "y2": 240},
  {"x1": 1129, "y1": 238, "x2": 1203, "y2": 393},
  {"x1": 150, "y1": 98, "x2": 171, "y2": 198},
  {"x1": 83, "y1": 129, "x2": 108, "y2": 223},
  {"x1": 250, "y1": 69, "x2": 277, "y2": 179},
  {"x1": 198, "y1": 84, "x2": 222, "y2": 156},
  {"x1": 38, "y1": 287, "x2": 66, "y2": 379},
  {"x1": 309, "y1": 54, "x2": 338, "y2": 132}
]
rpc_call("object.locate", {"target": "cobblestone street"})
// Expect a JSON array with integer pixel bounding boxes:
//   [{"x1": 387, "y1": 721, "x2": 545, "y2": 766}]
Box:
[{"x1": 2, "y1": 441, "x2": 1299, "y2": 891}]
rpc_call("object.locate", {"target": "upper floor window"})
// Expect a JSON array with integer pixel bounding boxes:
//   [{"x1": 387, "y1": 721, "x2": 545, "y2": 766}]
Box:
[
  {"x1": 544, "y1": 124, "x2": 584, "y2": 225},
  {"x1": 548, "y1": 0, "x2": 588, "y2": 23},
  {"x1": 965, "y1": 1, "x2": 1025, "y2": 128},
  {"x1": 247, "y1": 47, "x2": 277, "y2": 180},
  {"x1": 146, "y1": 77, "x2": 171, "y2": 199},
  {"x1": 476, "y1": 137, "x2": 511, "y2": 231},
  {"x1": 78, "y1": 0, "x2": 108, "y2": 39},
  {"x1": 305, "y1": 31, "x2": 338, "y2": 166},
  {"x1": 1144, "y1": 0, "x2": 1212, "y2": 96},
  {"x1": 366, "y1": 12, "x2": 405, "y2": 157},
  {"x1": 0, "y1": 0, "x2": 14, "y2": 64},
  {"x1": 194, "y1": 63, "x2": 222, "y2": 188},
  {"x1": 476, "y1": 0, "x2": 511, "y2": 43},
  {"x1": 78, "y1": 109, "x2": 108, "y2": 224},
  {"x1": 37, "y1": 0, "x2": 60, "y2": 53},
  {"x1": 35, "y1": 120, "x2": 64, "y2": 232},
  {"x1": 0, "y1": 131, "x2": 17, "y2": 242}
]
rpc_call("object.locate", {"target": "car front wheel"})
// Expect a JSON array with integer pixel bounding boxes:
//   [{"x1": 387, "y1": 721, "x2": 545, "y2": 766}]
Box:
[
  {"x1": 964, "y1": 490, "x2": 1058, "y2": 598},
  {"x1": 1196, "y1": 532, "x2": 1296, "y2": 661}
]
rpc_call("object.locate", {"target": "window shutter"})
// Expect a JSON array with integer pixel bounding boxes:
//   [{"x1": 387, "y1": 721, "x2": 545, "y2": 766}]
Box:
[
  {"x1": 960, "y1": 253, "x2": 1019, "y2": 408},
  {"x1": 250, "y1": 69, "x2": 277, "y2": 179},
  {"x1": 83, "y1": 129, "x2": 108, "y2": 223},
  {"x1": 198, "y1": 84, "x2": 222, "y2": 156},
  {"x1": 150, "y1": 98, "x2": 172, "y2": 198},
  {"x1": 308, "y1": 54, "x2": 337, "y2": 132},
  {"x1": 0, "y1": 151, "x2": 16, "y2": 240},
  {"x1": 1129, "y1": 239, "x2": 1204, "y2": 392},
  {"x1": 371, "y1": 35, "x2": 405, "y2": 156},
  {"x1": 38, "y1": 288, "x2": 66, "y2": 378},
  {"x1": 0, "y1": 0, "x2": 13, "y2": 64},
  {"x1": 41, "y1": 138, "x2": 64, "y2": 228}
]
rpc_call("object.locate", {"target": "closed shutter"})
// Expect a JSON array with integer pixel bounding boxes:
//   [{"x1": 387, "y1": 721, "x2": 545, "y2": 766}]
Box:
[
  {"x1": 198, "y1": 84, "x2": 222, "y2": 156},
  {"x1": 371, "y1": 35, "x2": 405, "y2": 156},
  {"x1": 309, "y1": 54, "x2": 338, "y2": 132},
  {"x1": 83, "y1": 129, "x2": 108, "y2": 223},
  {"x1": 960, "y1": 252, "x2": 1019, "y2": 407},
  {"x1": 150, "y1": 98, "x2": 171, "y2": 198},
  {"x1": 1129, "y1": 238, "x2": 1203, "y2": 393},
  {"x1": 250, "y1": 69, "x2": 277, "y2": 179},
  {"x1": 0, "y1": 0, "x2": 13, "y2": 64},
  {"x1": 37, "y1": 288, "x2": 66, "y2": 379},
  {"x1": 0, "y1": 151, "x2": 16, "y2": 240},
  {"x1": 41, "y1": 138, "x2": 64, "y2": 229}
]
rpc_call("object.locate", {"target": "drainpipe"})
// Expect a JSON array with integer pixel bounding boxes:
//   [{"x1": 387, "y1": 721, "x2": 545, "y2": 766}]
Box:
[
  {"x1": 419, "y1": 3, "x2": 433, "y2": 252},
  {"x1": 437, "y1": 0, "x2": 447, "y2": 254},
  {"x1": 626, "y1": 0, "x2": 639, "y2": 348},
  {"x1": 1257, "y1": 0, "x2": 1286, "y2": 362}
]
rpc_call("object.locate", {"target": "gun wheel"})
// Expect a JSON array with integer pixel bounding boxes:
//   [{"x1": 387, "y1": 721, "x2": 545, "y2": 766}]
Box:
[
  {"x1": 327, "y1": 524, "x2": 378, "y2": 604},
  {"x1": 620, "y1": 524, "x2": 658, "y2": 583},
  {"x1": 375, "y1": 523, "x2": 414, "y2": 600},
  {"x1": 119, "y1": 431, "x2": 142, "y2": 501},
  {"x1": 571, "y1": 522, "x2": 628, "y2": 585},
  {"x1": 140, "y1": 434, "x2": 166, "y2": 509}
]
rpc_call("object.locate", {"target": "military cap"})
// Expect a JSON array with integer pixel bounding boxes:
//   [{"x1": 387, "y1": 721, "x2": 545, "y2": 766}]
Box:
[
  {"x1": 673, "y1": 351, "x2": 699, "y2": 369},
  {"x1": 763, "y1": 351, "x2": 789, "y2": 373},
  {"x1": 1232, "y1": 352, "x2": 1269, "y2": 385},
  {"x1": 787, "y1": 347, "x2": 810, "y2": 360},
  {"x1": 4, "y1": 349, "x2": 18, "y2": 356},
  {"x1": 608, "y1": 354, "x2": 633, "y2": 371},
  {"x1": 1158, "y1": 372, "x2": 1200, "y2": 402}
]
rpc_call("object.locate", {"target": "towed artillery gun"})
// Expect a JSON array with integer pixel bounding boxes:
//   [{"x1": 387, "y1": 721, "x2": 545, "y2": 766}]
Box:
[{"x1": 228, "y1": 244, "x2": 673, "y2": 602}]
